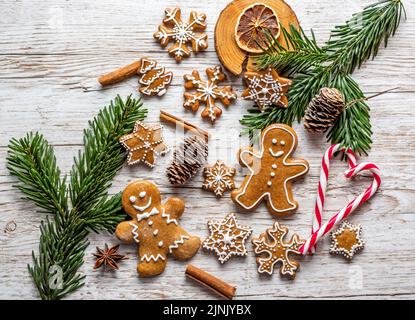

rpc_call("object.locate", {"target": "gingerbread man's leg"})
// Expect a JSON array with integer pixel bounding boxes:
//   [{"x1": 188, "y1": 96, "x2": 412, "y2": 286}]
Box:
[
  {"x1": 268, "y1": 184, "x2": 297, "y2": 214},
  {"x1": 233, "y1": 177, "x2": 265, "y2": 209},
  {"x1": 137, "y1": 246, "x2": 167, "y2": 277},
  {"x1": 169, "y1": 228, "x2": 200, "y2": 261}
]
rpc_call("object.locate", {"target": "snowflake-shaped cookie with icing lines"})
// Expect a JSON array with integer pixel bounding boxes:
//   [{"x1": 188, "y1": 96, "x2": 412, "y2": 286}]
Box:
[
  {"x1": 202, "y1": 160, "x2": 236, "y2": 197},
  {"x1": 242, "y1": 67, "x2": 292, "y2": 112},
  {"x1": 115, "y1": 180, "x2": 201, "y2": 277},
  {"x1": 252, "y1": 221, "x2": 305, "y2": 279},
  {"x1": 184, "y1": 66, "x2": 237, "y2": 124},
  {"x1": 330, "y1": 220, "x2": 365, "y2": 260},
  {"x1": 203, "y1": 213, "x2": 252, "y2": 263},
  {"x1": 154, "y1": 8, "x2": 208, "y2": 62},
  {"x1": 231, "y1": 123, "x2": 309, "y2": 217},
  {"x1": 119, "y1": 121, "x2": 169, "y2": 168}
]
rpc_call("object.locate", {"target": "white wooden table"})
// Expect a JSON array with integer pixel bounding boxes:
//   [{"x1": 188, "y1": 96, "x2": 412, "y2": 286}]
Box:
[{"x1": 1, "y1": 0, "x2": 415, "y2": 300}]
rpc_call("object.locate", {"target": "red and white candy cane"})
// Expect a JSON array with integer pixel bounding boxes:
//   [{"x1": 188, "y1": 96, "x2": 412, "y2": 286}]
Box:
[{"x1": 299, "y1": 144, "x2": 382, "y2": 256}]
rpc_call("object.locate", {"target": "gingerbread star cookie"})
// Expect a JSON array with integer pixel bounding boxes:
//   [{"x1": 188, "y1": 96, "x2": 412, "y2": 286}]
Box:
[
  {"x1": 330, "y1": 220, "x2": 365, "y2": 260},
  {"x1": 202, "y1": 160, "x2": 236, "y2": 197},
  {"x1": 252, "y1": 221, "x2": 305, "y2": 279},
  {"x1": 231, "y1": 123, "x2": 309, "y2": 217},
  {"x1": 203, "y1": 213, "x2": 252, "y2": 263},
  {"x1": 242, "y1": 67, "x2": 292, "y2": 112},
  {"x1": 119, "y1": 121, "x2": 169, "y2": 167}
]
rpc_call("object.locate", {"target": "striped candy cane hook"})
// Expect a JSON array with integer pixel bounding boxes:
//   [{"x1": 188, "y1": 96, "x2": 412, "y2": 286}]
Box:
[{"x1": 300, "y1": 144, "x2": 382, "y2": 256}]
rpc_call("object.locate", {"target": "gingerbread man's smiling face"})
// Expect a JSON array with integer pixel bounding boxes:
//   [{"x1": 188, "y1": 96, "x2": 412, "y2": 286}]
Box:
[
  {"x1": 122, "y1": 180, "x2": 162, "y2": 217},
  {"x1": 263, "y1": 126, "x2": 295, "y2": 161}
]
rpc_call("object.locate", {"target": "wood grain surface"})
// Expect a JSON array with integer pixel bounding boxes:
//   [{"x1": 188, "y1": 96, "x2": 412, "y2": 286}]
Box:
[{"x1": 0, "y1": 0, "x2": 414, "y2": 300}]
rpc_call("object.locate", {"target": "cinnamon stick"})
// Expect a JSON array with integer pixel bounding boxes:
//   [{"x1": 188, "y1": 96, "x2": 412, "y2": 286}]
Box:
[
  {"x1": 160, "y1": 110, "x2": 209, "y2": 141},
  {"x1": 185, "y1": 264, "x2": 236, "y2": 300},
  {"x1": 98, "y1": 60, "x2": 142, "y2": 86}
]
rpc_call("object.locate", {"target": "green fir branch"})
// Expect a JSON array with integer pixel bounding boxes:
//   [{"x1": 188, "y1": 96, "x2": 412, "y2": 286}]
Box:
[
  {"x1": 242, "y1": 0, "x2": 405, "y2": 155},
  {"x1": 7, "y1": 95, "x2": 147, "y2": 300}
]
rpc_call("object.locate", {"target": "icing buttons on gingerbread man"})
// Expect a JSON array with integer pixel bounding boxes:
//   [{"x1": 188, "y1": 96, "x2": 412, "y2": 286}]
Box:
[
  {"x1": 231, "y1": 124, "x2": 309, "y2": 217},
  {"x1": 115, "y1": 180, "x2": 200, "y2": 277}
]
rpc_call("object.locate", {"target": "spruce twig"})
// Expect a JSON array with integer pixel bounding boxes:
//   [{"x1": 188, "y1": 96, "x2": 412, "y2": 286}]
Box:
[
  {"x1": 242, "y1": 0, "x2": 405, "y2": 155},
  {"x1": 7, "y1": 95, "x2": 147, "y2": 300}
]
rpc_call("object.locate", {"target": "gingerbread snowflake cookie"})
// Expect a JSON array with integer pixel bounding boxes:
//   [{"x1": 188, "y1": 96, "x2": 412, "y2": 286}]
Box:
[
  {"x1": 252, "y1": 221, "x2": 305, "y2": 279},
  {"x1": 154, "y1": 8, "x2": 208, "y2": 62},
  {"x1": 203, "y1": 213, "x2": 252, "y2": 264},
  {"x1": 330, "y1": 220, "x2": 365, "y2": 260},
  {"x1": 119, "y1": 121, "x2": 169, "y2": 167},
  {"x1": 203, "y1": 160, "x2": 236, "y2": 197},
  {"x1": 115, "y1": 180, "x2": 201, "y2": 277},
  {"x1": 242, "y1": 67, "x2": 292, "y2": 112},
  {"x1": 184, "y1": 66, "x2": 237, "y2": 124},
  {"x1": 231, "y1": 124, "x2": 309, "y2": 217}
]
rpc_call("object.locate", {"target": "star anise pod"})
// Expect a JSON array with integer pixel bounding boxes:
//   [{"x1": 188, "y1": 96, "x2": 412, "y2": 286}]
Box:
[{"x1": 93, "y1": 244, "x2": 126, "y2": 271}]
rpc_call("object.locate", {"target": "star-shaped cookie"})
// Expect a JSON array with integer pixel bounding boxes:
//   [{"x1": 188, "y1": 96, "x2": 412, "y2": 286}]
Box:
[
  {"x1": 242, "y1": 67, "x2": 292, "y2": 112},
  {"x1": 203, "y1": 213, "x2": 252, "y2": 263},
  {"x1": 202, "y1": 160, "x2": 236, "y2": 197},
  {"x1": 119, "y1": 121, "x2": 169, "y2": 167},
  {"x1": 329, "y1": 220, "x2": 365, "y2": 260}
]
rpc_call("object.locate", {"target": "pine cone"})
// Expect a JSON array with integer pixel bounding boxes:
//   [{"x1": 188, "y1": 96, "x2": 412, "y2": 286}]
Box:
[
  {"x1": 167, "y1": 136, "x2": 208, "y2": 185},
  {"x1": 304, "y1": 87, "x2": 345, "y2": 133}
]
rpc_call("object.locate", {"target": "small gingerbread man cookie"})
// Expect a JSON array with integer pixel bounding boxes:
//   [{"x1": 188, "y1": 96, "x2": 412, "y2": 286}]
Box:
[
  {"x1": 231, "y1": 124, "x2": 309, "y2": 217},
  {"x1": 115, "y1": 180, "x2": 200, "y2": 277}
]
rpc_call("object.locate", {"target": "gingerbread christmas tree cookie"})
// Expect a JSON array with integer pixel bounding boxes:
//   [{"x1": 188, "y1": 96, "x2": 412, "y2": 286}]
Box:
[
  {"x1": 329, "y1": 220, "x2": 365, "y2": 260},
  {"x1": 138, "y1": 58, "x2": 173, "y2": 97},
  {"x1": 115, "y1": 180, "x2": 201, "y2": 277},
  {"x1": 154, "y1": 8, "x2": 208, "y2": 62},
  {"x1": 184, "y1": 66, "x2": 237, "y2": 124},
  {"x1": 242, "y1": 67, "x2": 292, "y2": 112},
  {"x1": 203, "y1": 213, "x2": 252, "y2": 264},
  {"x1": 202, "y1": 160, "x2": 236, "y2": 197},
  {"x1": 252, "y1": 221, "x2": 304, "y2": 278},
  {"x1": 119, "y1": 121, "x2": 169, "y2": 167},
  {"x1": 231, "y1": 123, "x2": 309, "y2": 217}
]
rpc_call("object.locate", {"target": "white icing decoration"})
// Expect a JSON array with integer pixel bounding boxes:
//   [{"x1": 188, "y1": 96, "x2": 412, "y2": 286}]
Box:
[
  {"x1": 141, "y1": 254, "x2": 165, "y2": 262},
  {"x1": 133, "y1": 197, "x2": 152, "y2": 212},
  {"x1": 271, "y1": 172, "x2": 276, "y2": 177},
  {"x1": 129, "y1": 222, "x2": 140, "y2": 243},
  {"x1": 280, "y1": 140, "x2": 286, "y2": 146},
  {"x1": 129, "y1": 196, "x2": 137, "y2": 203},
  {"x1": 235, "y1": 126, "x2": 309, "y2": 213},
  {"x1": 161, "y1": 208, "x2": 179, "y2": 225},
  {"x1": 148, "y1": 220, "x2": 153, "y2": 226},
  {"x1": 136, "y1": 207, "x2": 159, "y2": 222},
  {"x1": 158, "y1": 241, "x2": 164, "y2": 248},
  {"x1": 168, "y1": 235, "x2": 190, "y2": 253},
  {"x1": 272, "y1": 139, "x2": 277, "y2": 145},
  {"x1": 153, "y1": 229, "x2": 159, "y2": 236},
  {"x1": 269, "y1": 149, "x2": 284, "y2": 158},
  {"x1": 267, "y1": 181, "x2": 272, "y2": 187},
  {"x1": 139, "y1": 191, "x2": 146, "y2": 198}
]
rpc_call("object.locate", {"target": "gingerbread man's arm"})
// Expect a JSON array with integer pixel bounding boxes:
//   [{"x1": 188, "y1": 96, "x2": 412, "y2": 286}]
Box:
[
  {"x1": 163, "y1": 197, "x2": 185, "y2": 220},
  {"x1": 115, "y1": 221, "x2": 136, "y2": 244},
  {"x1": 239, "y1": 147, "x2": 262, "y2": 172},
  {"x1": 286, "y1": 159, "x2": 310, "y2": 177}
]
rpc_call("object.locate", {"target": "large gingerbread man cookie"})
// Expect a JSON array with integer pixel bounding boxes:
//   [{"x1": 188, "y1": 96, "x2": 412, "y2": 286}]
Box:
[
  {"x1": 231, "y1": 124, "x2": 309, "y2": 217},
  {"x1": 115, "y1": 180, "x2": 200, "y2": 277}
]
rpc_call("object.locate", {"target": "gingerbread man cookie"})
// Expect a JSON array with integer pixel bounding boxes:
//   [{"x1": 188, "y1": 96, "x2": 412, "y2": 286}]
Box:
[
  {"x1": 231, "y1": 124, "x2": 309, "y2": 217},
  {"x1": 115, "y1": 180, "x2": 200, "y2": 277}
]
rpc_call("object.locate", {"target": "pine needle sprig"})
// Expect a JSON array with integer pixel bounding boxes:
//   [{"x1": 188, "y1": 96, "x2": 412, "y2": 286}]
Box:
[
  {"x1": 326, "y1": 0, "x2": 406, "y2": 74},
  {"x1": 7, "y1": 133, "x2": 68, "y2": 216},
  {"x1": 7, "y1": 95, "x2": 147, "y2": 300},
  {"x1": 256, "y1": 25, "x2": 328, "y2": 76},
  {"x1": 242, "y1": 0, "x2": 405, "y2": 155}
]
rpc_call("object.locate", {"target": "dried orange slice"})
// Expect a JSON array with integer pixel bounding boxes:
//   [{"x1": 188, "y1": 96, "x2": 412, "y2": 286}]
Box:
[{"x1": 235, "y1": 3, "x2": 280, "y2": 54}]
